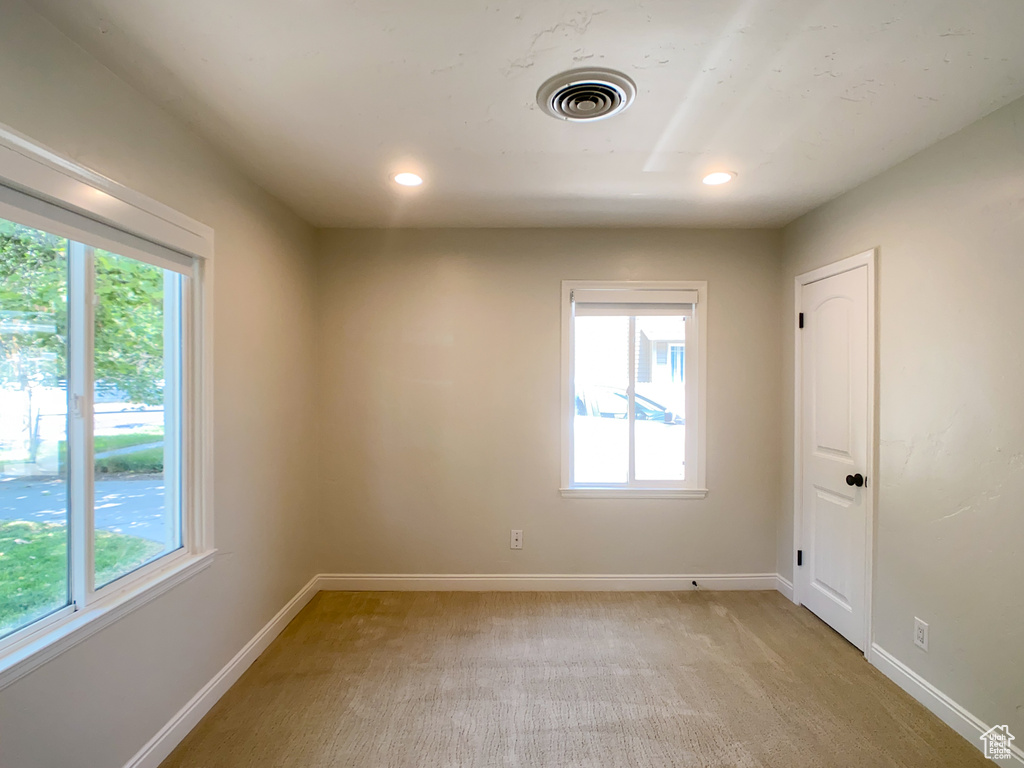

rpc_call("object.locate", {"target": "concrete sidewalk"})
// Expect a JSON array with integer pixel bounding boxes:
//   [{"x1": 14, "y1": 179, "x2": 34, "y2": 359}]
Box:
[{"x1": 0, "y1": 476, "x2": 169, "y2": 543}]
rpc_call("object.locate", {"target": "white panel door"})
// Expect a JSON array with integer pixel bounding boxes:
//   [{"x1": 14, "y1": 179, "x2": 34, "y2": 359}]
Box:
[{"x1": 799, "y1": 265, "x2": 869, "y2": 650}]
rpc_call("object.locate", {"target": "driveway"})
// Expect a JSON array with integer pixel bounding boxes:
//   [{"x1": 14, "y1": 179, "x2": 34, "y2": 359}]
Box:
[{"x1": 0, "y1": 476, "x2": 169, "y2": 543}]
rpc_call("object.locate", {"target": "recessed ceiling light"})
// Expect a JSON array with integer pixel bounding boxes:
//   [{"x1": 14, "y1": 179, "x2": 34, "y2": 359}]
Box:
[
  {"x1": 702, "y1": 171, "x2": 735, "y2": 186},
  {"x1": 393, "y1": 172, "x2": 423, "y2": 187}
]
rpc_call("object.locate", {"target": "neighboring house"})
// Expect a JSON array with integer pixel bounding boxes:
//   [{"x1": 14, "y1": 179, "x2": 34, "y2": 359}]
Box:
[{"x1": 637, "y1": 328, "x2": 684, "y2": 386}]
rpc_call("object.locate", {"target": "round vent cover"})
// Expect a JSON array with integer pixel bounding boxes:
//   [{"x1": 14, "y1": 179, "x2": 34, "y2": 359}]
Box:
[{"x1": 537, "y1": 68, "x2": 636, "y2": 122}]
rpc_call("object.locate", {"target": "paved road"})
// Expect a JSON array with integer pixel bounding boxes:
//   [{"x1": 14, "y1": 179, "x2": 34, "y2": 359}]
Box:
[{"x1": 0, "y1": 476, "x2": 169, "y2": 543}]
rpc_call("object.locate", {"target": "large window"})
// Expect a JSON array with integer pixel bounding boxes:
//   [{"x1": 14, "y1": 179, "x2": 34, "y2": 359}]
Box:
[
  {"x1": 0, "y1": 218, "x2": 187, "y2": 640},
  {"x1": 0, "y1": 126, "x2": 211, "y2": 676},
  {"x1": 561, "y1": 281, "x2": 707, "y2": 497}
]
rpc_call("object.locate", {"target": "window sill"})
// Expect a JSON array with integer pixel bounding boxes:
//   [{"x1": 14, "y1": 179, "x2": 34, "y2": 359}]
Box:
[
  {"x1": 560, "y1": 488, "x2": 708, "y2": 499},
  {"x1": 0, "y1": 549, "x2": 216, "y2": 691}
]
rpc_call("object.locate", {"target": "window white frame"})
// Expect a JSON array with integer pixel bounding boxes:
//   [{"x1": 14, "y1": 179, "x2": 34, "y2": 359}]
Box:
[
  {"x1": 560, "y1": 280, "x2": 708, "y2": 499},
  {"x1": 0, "y1": 123, "x2": 215, "y2": 690}
]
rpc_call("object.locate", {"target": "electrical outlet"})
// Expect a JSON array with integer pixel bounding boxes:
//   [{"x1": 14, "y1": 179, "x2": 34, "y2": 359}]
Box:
[
  {"x1": 510, "y1": 529, "x2": 523, "y2": 550},
  {"x1": 914, "y1": 617, "x2": 929, "y2": 651}
]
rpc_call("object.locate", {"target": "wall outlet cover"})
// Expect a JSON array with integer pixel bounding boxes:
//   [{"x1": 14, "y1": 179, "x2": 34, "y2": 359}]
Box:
[{"x1": 914, "y1": 617, "x2": 929, "y2": 651}]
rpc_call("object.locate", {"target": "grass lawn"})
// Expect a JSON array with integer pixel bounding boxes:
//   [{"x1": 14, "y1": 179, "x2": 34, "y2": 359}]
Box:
[
  {"x1": 56, "y1": 431, "x2": 165, "y2": 475},
  {"x1": 94, "y1": 432, "x2": 163, "y2": 452},
  {"x1": 95, "y1": 446, "x2": 163, "y2": 475},
  {"x1": 0, "y1": 519, "x2": 163, "y2": 636}
]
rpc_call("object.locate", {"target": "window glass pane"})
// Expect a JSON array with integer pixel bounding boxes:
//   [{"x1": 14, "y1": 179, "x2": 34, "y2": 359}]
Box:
[
  {"x1": 573, "y1": 315, "x2": 628, "y2": 484},
  {"x1": 0, "y1": 217, "x2": 70, "y2": 638},
  {"x1": 634, "y1": 316, "x2": 686, "y2": 481},
  {"x1": 93, "y1": 251, "x2": 182, "y2": 588}
]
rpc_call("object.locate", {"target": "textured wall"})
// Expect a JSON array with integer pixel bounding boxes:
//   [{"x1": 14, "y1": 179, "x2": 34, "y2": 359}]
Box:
[
  {"x1": 315, "y1": 228, "x2": 783, "y2": 577},
  {"x1": 780, "y1": 96, "x2": 1024, "y2": 736}
]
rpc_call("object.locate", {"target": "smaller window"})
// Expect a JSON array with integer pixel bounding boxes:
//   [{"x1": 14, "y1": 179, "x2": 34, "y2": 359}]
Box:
[
  {"x1": 561, "y1": 281, "x2": 707, "y2": 498},
  {"x1": 670, "y1": 345, "x2": 684, "y2": 383},
  {"x1": 655, "y1": 341, "x2": 668, "y2": 366}
]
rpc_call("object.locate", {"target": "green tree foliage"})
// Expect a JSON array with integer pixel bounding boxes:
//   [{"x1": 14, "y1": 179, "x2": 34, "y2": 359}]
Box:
[
  {"x1": 0, "y1": 222, "x2": 67, "y2": 392},
  {"x1": 93, "y1": 251, "x2": 165, "y2": 405},
  {"x1": 0, "y1": 220, "x2": 165, "y2": 407}
]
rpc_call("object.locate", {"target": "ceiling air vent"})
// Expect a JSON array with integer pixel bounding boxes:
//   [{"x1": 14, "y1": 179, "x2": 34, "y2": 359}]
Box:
[{"x1": 537, "y1": 68, "x2": 636, "y2": 122}]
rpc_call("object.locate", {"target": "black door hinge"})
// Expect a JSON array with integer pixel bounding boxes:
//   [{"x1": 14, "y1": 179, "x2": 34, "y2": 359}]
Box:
[
  {"x1": 797, "y1": 549, "x2": 803, "y2": 566},
  {"x1": 798, "y1": 312, "x2": 804, "y2": 329}
]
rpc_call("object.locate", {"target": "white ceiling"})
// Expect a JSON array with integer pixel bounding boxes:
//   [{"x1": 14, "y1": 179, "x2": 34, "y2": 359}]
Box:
[{"x1": 26, "y1": 0, "x2": 1024, "y2": 228}]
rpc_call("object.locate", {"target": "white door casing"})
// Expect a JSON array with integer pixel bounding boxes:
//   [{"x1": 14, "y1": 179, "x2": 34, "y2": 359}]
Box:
[{"x1": 794, "y1": 251, "x2": 874, "y2": 652}]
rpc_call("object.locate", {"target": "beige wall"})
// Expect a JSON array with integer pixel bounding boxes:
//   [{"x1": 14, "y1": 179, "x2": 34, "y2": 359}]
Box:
[
  {"x1": 781, "y1": 97, "x2": 1024, "y2": 735},
  {"x1": 0, "y1": 2, "x2": 320, "y2": 767},
  {"x1": 315, "y1": 228, "x2": 783, "y2": 576}
]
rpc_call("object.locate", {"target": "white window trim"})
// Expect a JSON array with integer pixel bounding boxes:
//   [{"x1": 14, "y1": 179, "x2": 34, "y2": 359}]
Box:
[
  {"x1": 0, "y1": 122, "x2": 216, "y2": 690},
  {"x1": 560, "y1": 280, "x2": 708, "y2": 499}
]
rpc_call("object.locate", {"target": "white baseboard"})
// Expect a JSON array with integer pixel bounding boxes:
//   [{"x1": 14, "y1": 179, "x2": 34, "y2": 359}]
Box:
[
  {"x1": 869, "y1": 644, "x2": 1024, "y2": 765},
  {"x1": 775, "y1": 574, "x2": 794, "y2": 602},
  {"x1": 122, "y1": 575, "x2": 321, "y2": 768},
  {"x1": 316, "y1": 572, "x2": 779, "y2": 591}
]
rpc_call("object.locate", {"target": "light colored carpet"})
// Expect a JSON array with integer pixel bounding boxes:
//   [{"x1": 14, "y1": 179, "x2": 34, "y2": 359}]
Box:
[{"x1": 161, "y1": 591, "x2": 988, "y2": 767}]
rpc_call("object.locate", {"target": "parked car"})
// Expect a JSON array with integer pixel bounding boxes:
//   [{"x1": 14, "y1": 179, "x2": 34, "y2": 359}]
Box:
[
  {"x1": 573, "y1": 384, "x2": 686, "y2": 482},
  {"x1": 575, "y1": 385, "x2": 683, "y2": 424}
]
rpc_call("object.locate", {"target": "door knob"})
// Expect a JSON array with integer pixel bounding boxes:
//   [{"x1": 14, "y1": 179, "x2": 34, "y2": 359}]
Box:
[{"x1": 846, "y1": 473, "x2": 864, "y2": 487}]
